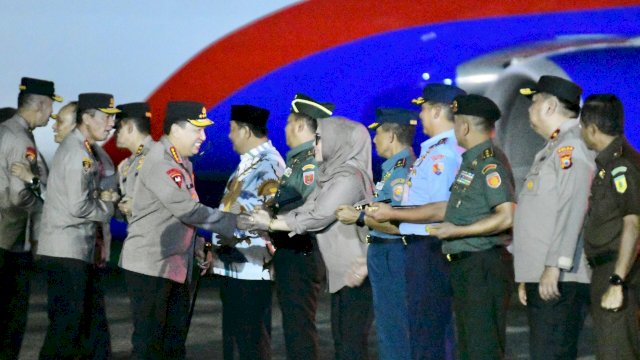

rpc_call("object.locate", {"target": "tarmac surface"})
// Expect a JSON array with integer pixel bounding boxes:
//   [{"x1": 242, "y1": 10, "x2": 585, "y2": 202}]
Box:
[{"x1": 18, "y1": 266, "x2": 596, "y2": 359}]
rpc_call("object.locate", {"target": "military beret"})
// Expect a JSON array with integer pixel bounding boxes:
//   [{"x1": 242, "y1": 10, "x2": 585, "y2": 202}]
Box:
[
  {"x1": 78, "y1": 93, "x2": 121, "y2": 114},
  {"x1": 231, "y1": 104, "x2": 269, "y2": 129},
  {"x1": 115, "y1": 102, "x2": 152, "y2": 128},
  {"x1": 19, "y1": 77, "x2": 63, "y2": 102},
  {"x1": 412, "y1": 83, "x2": 466, "y2": 106},
  {"x1": 368, "y1": 108, "x2": 419, "y2": 130},
  {"x1": 165, "y1": 101, "x2": 213, "y2": 128},
  {"x1": 520, "y1": 75, "x2": 582, "y2": 111},
  {"x1": 452, "y1": 94, "x2": 501, "y2": 122},
  {"x1": 290, "y1": 93, "x2": 335, "y2": 119}
]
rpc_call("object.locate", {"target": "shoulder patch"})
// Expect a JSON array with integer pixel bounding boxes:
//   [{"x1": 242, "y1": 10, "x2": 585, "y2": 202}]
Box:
[
  {"x1": 486, "y1": 172, "x2": 502, "y2": 189},
  {"x1": 394, "y1": 158, "x2": 407, "y2": 169},
  {"x1": 614, "y1": 174, "x2": 627, "y2": 194},
  {"x1": 557, "y1": 146, "x2": 574, "y2": 170},
  {"x1": 302, "y1": 164, "x2": 316, "y2": 171},
  {"x1": 166, "y1": 168, "x2": 184, "y2": 188},
  {"x1": 84, "y1": 140, "x2": 94, "y2": 157},
  {"x1": 481, "y1": 163, "x2": 497, "y2": 174},
  {"x1": 25, "y1": 147, "x2": 37, "y2": 162},
  {"x1": 303, "y1": 170, "x2": 315, "y2": 185}
]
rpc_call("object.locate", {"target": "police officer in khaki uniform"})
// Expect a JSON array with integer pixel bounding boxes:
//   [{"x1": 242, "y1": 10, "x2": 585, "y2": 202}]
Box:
[
  {"x1": 513, "y1": 76, "x2": 595, "y2": 360},
  {"x1": 0, "y1": 77, "x2": 60, "y2": 360},
  {"x1": 38, "y1": 93, "x2": 120, "y2": 359},
  {"x1": 114, "y1": 102, "x2": 154, "y2": 220},
  {"x1": 271, "y1": 93, "x2": 333, "y2": 360},
  {"x1": 580, "y1": 94, "x2": 640, "y2": 360},
  {"x1": 430, "y1": 94, "x2": 515, "y2": 360},
  {"x1": 119, "y1": 101, "x2": 237, "y2": 360}
]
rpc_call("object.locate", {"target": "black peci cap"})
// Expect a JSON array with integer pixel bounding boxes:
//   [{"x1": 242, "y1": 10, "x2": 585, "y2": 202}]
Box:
[{"x1": 231, "y1": 104, "x2": 270, "y2": 129}]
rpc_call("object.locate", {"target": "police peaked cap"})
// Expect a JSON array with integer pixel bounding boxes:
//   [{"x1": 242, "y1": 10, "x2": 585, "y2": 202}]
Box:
[
  {"x1": 19, "y1": 77, "x2": 63, "y2": 102},
  {"x1": 165, "y1": 101, "x2": 213, "y2": 127},
  {"x1": 520, "y1": 75, "x2": 582, "y2": 111}
]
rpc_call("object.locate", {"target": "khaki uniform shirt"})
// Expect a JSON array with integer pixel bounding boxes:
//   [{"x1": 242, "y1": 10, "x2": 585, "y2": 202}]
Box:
[
  {"x1": 0, "y1": 114, "x2": 47, "y2": 252},
  {"x1": 118, "y1": 135, "x2": 154, "y2": 201},
  {"x1": 38, "y1": 129, "x2": 114, "y2": 262},
  {"x1": 584, "y1": 137, "x2": 640, "y2": 256},
  {"x1": 120, "y1": 136, "x2": 237, "y2": 283},
  {"x1": 513, "y1": 119, "x2": 595, "y2": 283}
]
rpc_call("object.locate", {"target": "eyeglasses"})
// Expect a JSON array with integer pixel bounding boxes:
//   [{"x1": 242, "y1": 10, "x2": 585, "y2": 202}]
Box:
[{"x1": 315, "y1": 133, "x2": 321, "y2": 145}]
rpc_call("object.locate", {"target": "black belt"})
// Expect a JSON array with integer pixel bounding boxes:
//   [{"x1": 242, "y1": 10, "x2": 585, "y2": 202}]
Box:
[
  {"x1": 446, "y1": 246, "x2": 504, "y2": 263},
  {"x1": 587, "y1": 251, "x2": 617, "y2": 268},
  {"x1": 367, "y1": 235, "x2": 405, "y2": 245}
]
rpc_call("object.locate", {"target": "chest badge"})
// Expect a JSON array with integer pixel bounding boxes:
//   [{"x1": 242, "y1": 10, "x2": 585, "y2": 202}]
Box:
[
  {"x1": 598, "y1": 169, "x2": 606, "y2": 179},
  {"x1": 283, "y1": 167, "x2": 292, "y2": 177},
  {"x1": 432, "y1": 162, "x2": 444, "y2": 175}
]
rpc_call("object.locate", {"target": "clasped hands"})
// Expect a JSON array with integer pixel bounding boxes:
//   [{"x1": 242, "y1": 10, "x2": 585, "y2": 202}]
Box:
[{"x1": 237, "y1": 207, "x2": 273, "y2": 231}]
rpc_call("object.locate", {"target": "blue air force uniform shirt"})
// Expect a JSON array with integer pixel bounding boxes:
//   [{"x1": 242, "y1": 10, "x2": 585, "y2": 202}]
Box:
[
  {"x1": 370, "y1": 148, "x2": 415, "y2": 239},
  {"x1": 399, "y1": 129, "x2": 462, "y2": 235}
]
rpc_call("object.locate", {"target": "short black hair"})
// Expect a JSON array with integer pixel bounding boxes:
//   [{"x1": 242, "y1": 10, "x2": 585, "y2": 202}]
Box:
[
  {"x1": 77, "y1": 107, "x2": 96, "y2": 125},
  {"x1": 291, "y1": 112, "x2": 318, "y2": 133},
  {"x1": 17, "y1": 92, "x2": 41, "y2": 109},
  {"x1": 164, "y1": 119, "x2": 186, "y2": 135},
  {"x1": 580, "y1": 94, "x2": 624, "y2": 136},
  {"x1": 379, "y1": 122, "x2": 416, "y2": 146},
  {"x1": 119, "y1": 116, "x2": 151, "y2": 135}
]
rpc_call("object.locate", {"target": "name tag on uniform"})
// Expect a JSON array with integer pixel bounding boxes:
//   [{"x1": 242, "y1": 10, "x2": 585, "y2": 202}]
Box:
[
  {"x1": 375, "y1": 181, "x2": 384, "y2": 191},
  {"x1": 284, "y1": 167, "x2": 292, "y2": 177}
]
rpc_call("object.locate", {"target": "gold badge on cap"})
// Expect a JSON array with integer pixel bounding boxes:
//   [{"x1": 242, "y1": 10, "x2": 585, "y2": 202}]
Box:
[
  {"x1": 451, "y1": 100, "x2": 458, "y2": 113},
  {"x1": 145, "y1": 111, "x2": 152, "y2": 119},
  {"x1": 200, "y1": 107, "x2": 207, "y2": 119},
  {"x1": 109, "y1": 98, "x2": 115, "y2": 108}
]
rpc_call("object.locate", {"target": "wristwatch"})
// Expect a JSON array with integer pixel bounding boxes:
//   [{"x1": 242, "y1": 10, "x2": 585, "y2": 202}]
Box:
[
  {"x1": 356, "y1": 211, "x2": 366, "y2": 227},
  {"x1": 609, "y1": 273, "x2": 625, "y2": 286}
]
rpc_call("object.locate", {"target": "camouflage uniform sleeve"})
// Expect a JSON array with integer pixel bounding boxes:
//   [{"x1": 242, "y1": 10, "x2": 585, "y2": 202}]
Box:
[
  {"x1": 141, "y1": 158, "x2": 237, "y2": 239},
  {"x1": 545, "y1": 142, "x2": 594, "y2": 270},
  {"x1": 481, "y1": 160, "x2": 515, "y2": 209},
  {"x1": 65, "y1": 150, "x2": 113, "y2": 222}
]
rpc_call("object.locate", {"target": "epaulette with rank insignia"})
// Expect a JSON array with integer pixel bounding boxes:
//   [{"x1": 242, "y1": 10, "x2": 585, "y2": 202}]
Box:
[
  {"x1": 394, "y1": 158, "x2": 407, "y2": 169},
  {"x1": 482, "y1": 147, "x2": 494, "y2": 159}
]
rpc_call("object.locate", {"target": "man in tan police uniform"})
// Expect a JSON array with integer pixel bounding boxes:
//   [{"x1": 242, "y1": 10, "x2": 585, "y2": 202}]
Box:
[
  {"x1": 120, "y1": 101, "x2": 237, "y2": 360},
  {"x1": 0, "y1": 77, "x2": 60, "y2": 360},
  {"x1": 513, "y1": 76, "x2": 595, "y2": 360},
  {"x1": 114, "y1": 102, "x2": 154, "y2": 220},
  {"x1": 38, "y1": 93, "x2": 120, "y2": 359}
]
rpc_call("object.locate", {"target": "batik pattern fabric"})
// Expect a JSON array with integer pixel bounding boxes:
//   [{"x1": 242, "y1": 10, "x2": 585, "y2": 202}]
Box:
[{"x1": 212, "y1": 140, "x2": 285, "y2": 280}]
